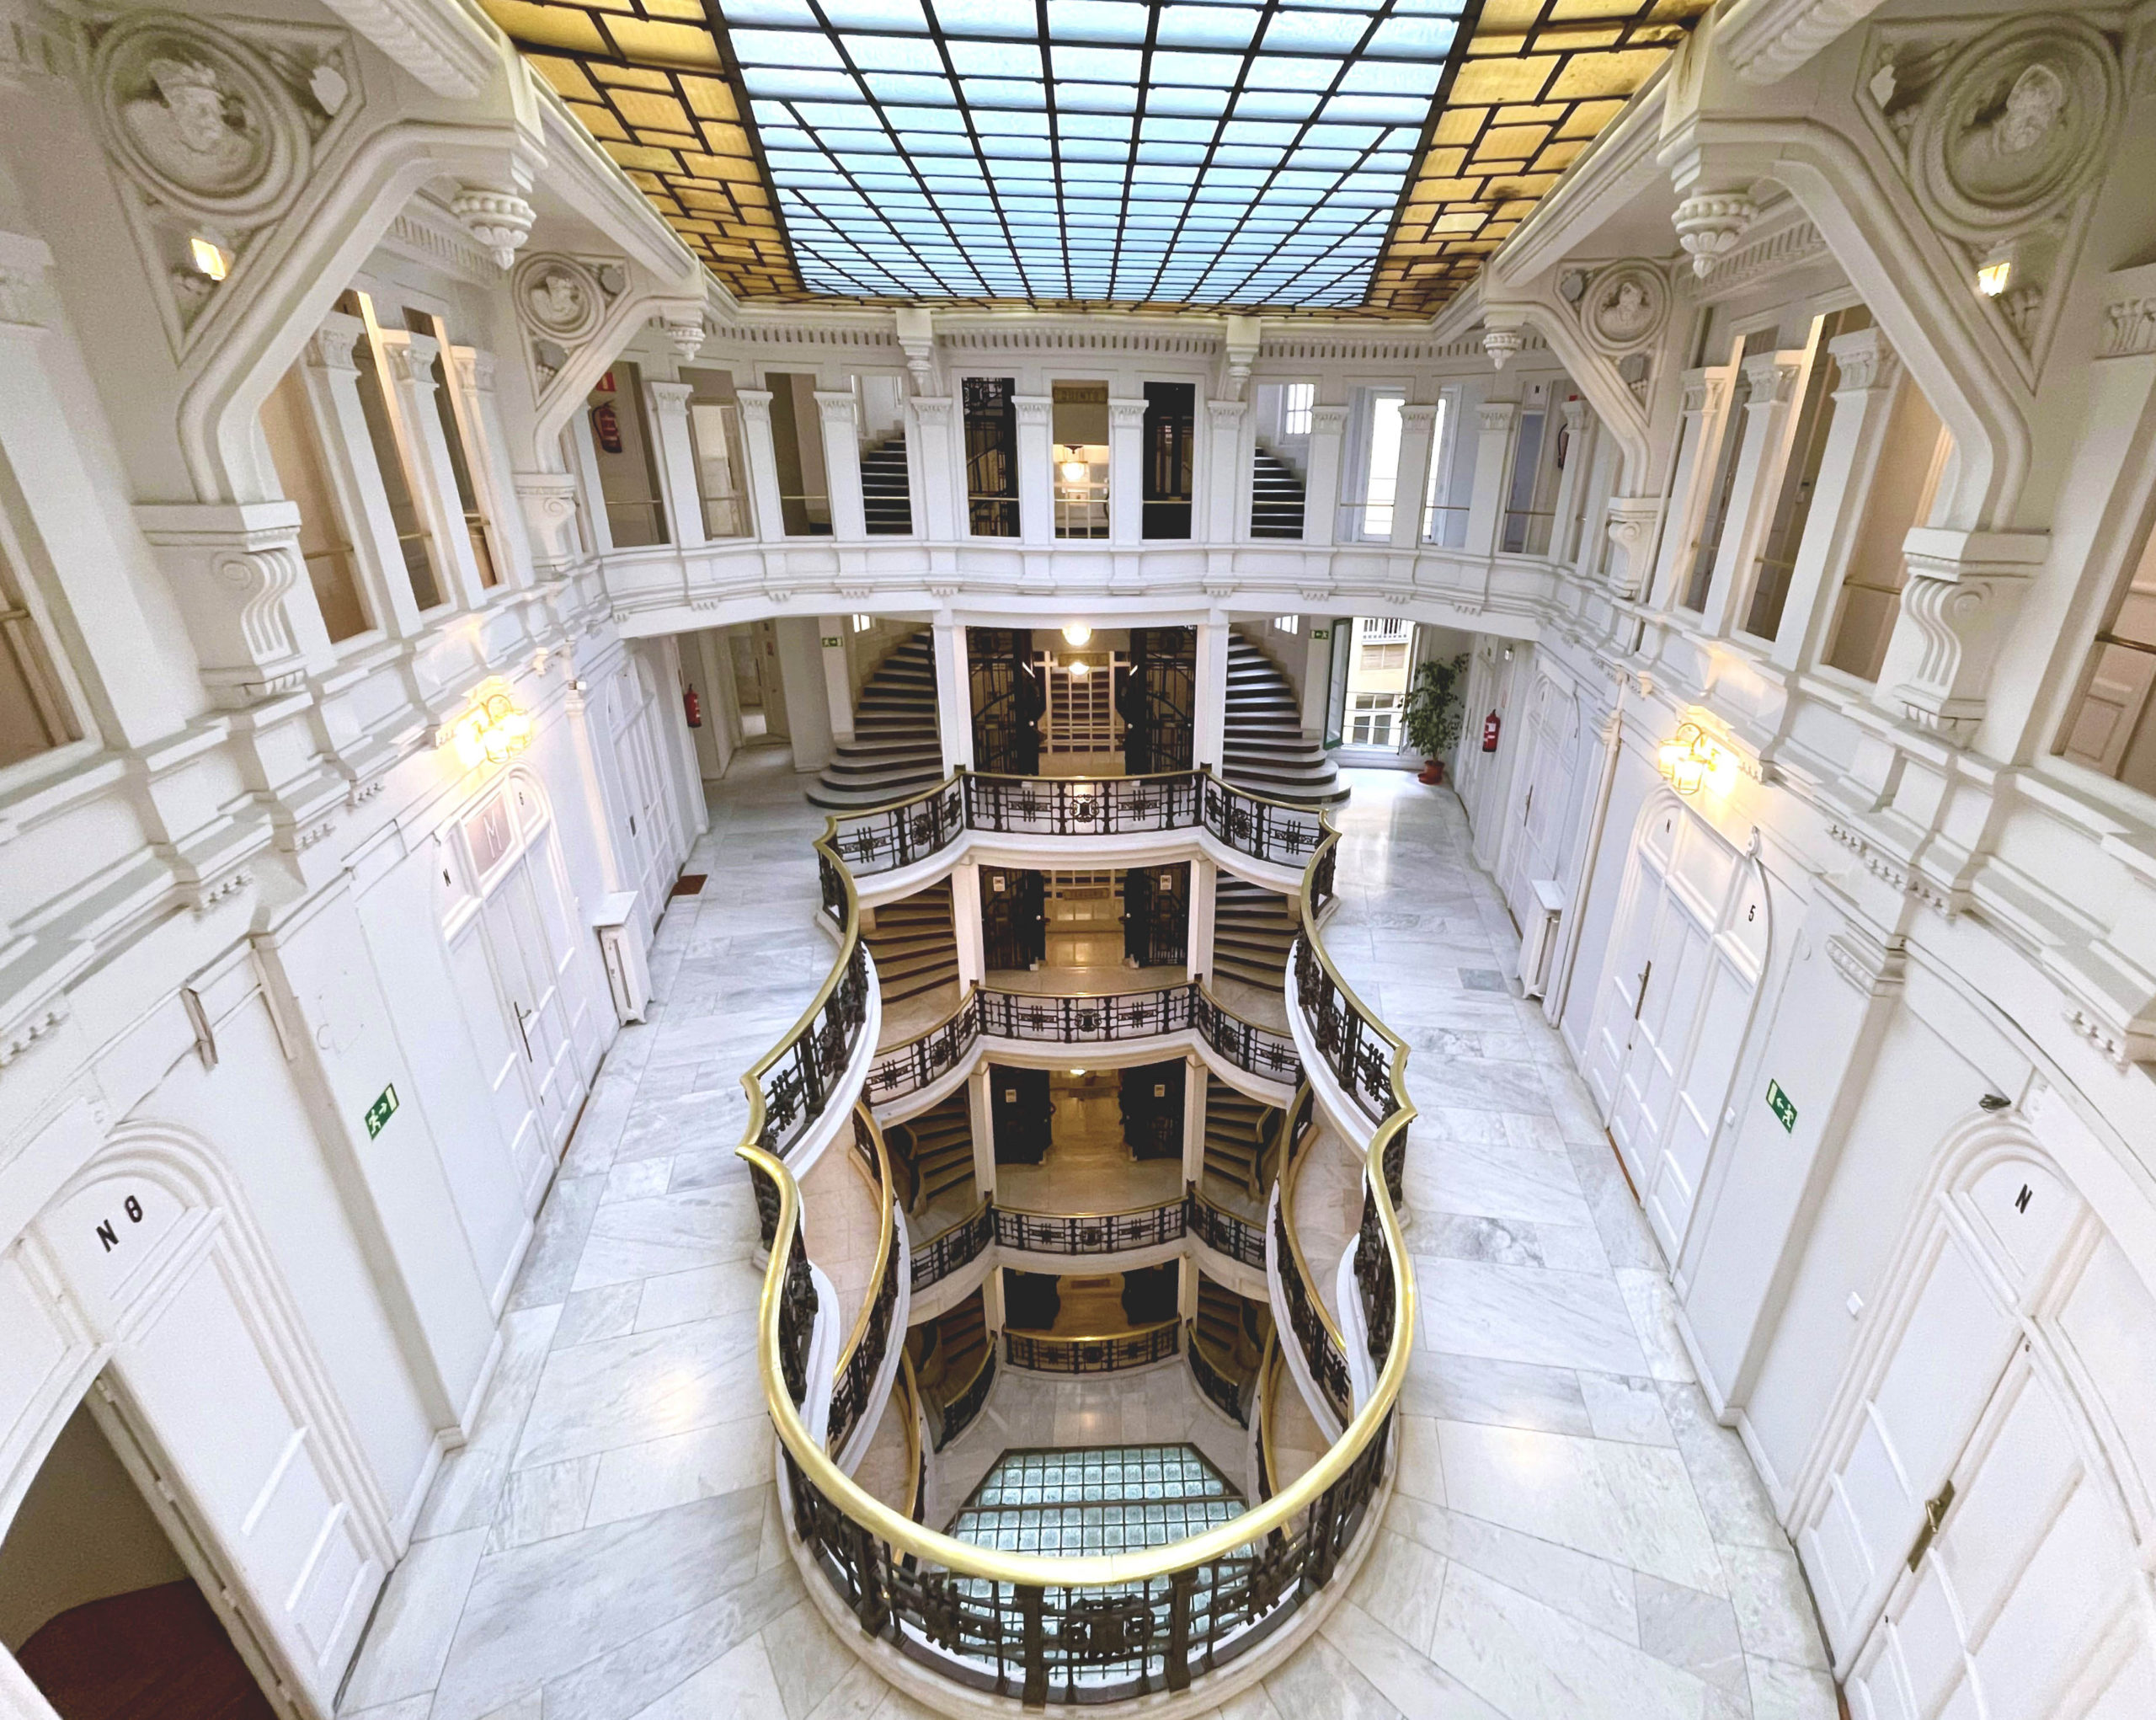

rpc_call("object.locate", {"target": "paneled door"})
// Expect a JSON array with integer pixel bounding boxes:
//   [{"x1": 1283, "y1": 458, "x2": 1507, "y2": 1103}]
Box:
[
  {"x1": 1502, "y1": 674, "x2": 1579, "y2": 932},
  {"x1": 1585, "y1": 798, "x2": 1766, "y2": 1257},
  {"x1": 610, "y1": 653, "x2": 680, "y2": 937}
]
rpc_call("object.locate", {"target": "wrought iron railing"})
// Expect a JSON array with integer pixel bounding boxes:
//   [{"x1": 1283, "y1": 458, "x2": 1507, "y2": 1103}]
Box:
[
  {"x1": 1272, "y1": 1198, "x2": 1352, "y2": 1428},
  {"x1": 1005, "y1": 1321, "x2": 1181, "y2": 1374},
  {"x1": 995, "y1": 1199, "x2": 1185, "y2": 1256},
  {"x1": 1185, "y1": 1191, "x2": 1266, "y2": 1269},
  {"x1": 868, "y1": 980, "x2": 1297, "y2": 1108},
  {"x1": 965, "y1": 770, "x2": 1203, "y2": 836},
  {"x1": 826, "y1": 778, "x2": 969, "y2": 877},
  {"x1": 913, "y1": 1200, "x2": 995, "y2": 1292},
  {"x1": 934, "y1": 1346, "x2": 995, "y2": 1451},
  {"x1": 738, "y1": 752, "x2": 1417, "y2": 1709},
  {"x1": 1187, "y1": 1325, "x2": 1251, "y2": 1428},
  {"x1": 826, "y1": 1107, "x2": 903, "y2": 1457}
]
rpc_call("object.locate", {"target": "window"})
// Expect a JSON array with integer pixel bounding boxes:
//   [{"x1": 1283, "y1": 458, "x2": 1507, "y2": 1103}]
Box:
[
  {"x1": 259, "y1": 361, "x2": 371, "y2": 644},
  {"x1": 1283, "y1": 383, "x2": 1314, "y2": 437},
  {"x1": 851, "y1": 614, "x2": 872, "y2": 633},
  {"x1": 964, "y1": 377, "x2": 1019, "y2": 538},
  {"x1": 681, "y1": 366, "x2": 749, "y2": 538},
  {"x1": 1052, "y1": 382, "x2": 1110, "y2": 540},
  {"x1": 1359, "y1": 641, "x2": 1408, "y2": 672},
  {"x1": 1821, "y1": 377, "x2": 1949, "y2": 681},
  {"x1": 0, "y1": 536, "x2": 78, "y2": 770},
  {"x1": 765, "y1": 371, "x2": 828, "y2": 537},
  {"x1": 1422, "y1": 393, "x2": 1459, "y2": 544},
  {"x1": 1273, "y1": 616, "x2": 1299, "y2": 634},
  {"x1": 406, "y1": 310, "x2": 500, "y2": 588},
  {"x1": 1348, "y1": 389, "x2": 1404, "y2": 540},
  {"x1": 1348, "y1": 692, "x2": 1401, "y2": 747},
  {"x1": 1501, "y1": 409, "x2": 1550, "y2": 554},
  {"x1": 339, "y1": 290, "x2": 442, "y2": 612},
  {"x1": 2059, "y1": 516, "x2": 2156, "y2": 793},
  {"x1": 1743, "y1": 308, "x2": 1869, "y2": 641},
  {"x1": 586, "y1": 362, "x2": 670, "y2": 548},
  {"x1": 1141, "y1": 382, "x2": 1194, "y2": 541}
]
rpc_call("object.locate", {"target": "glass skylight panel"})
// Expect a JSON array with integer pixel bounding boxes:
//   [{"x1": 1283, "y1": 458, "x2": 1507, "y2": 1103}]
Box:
[{"x1": 712, "y1": 0, "x2": 1470, "y2": 306}]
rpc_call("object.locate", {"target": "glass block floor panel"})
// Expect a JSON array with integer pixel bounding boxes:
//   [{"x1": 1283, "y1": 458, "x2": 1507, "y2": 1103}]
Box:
[{"x1": 949, "y1": 1443, "x2": 1242, "y2": 1557}]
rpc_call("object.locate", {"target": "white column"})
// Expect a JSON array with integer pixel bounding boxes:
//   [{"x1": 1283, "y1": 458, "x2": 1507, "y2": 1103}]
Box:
[
  {"x1": 911, "y1": 397, "x2": 959, "y2": 539},
  {"x1": 1187, "y1": 856, "x2": 1217, "y2": 981},
  {"x1": 933, "y1": 620, "x2": 974, "y2": 773},
  {"x1": 1699, "y1": 350, "x2": 1802, "y2": 637},
  {"x1": 1107, "y1": 394, "x2": 1147, "y2": 547},
  {"x1": 951, "y1": 861, "x2": 985, "y2": 987},
  {"x1": 773, "y1": 616, "x2": 834, "y2": 771},
  {"x1": 1181, "y1": 1055, "x2": 1208, "y2": 1189},
  {"x1": 1014, "y1": 393, "x2": 1054, "y2": 546},
  {"x1": 379, "y1": 329, "x2": 488, "y2": 606},
  {"x1": 694, "y1": 629, "x2": 735, "y2": 779},
  {"x1": 567, "y1": 408, "x2": 615, "y2": 553},
  {"x1": 646, "y1": 378, "x2": 707, "y2": 549},
  {"x1": 1300, "y1": 403, "x2": 1349, "y2": 546},
  {"x1": 1390, "y1": 403, "x2": 1440, "y2": 549},
  {"x1": 1193, "y1": 620, "x2": 1230, "y2": 774},
  {"x1": 1769, "y1": 328, "x2": 1904, "y2": 674},
  {"x1": 1647, "y1": 368, "x2": 1724, "y2": 609},
  {"x1": 815, "y1": 389, "x2": 867, "y2": 540},
  {"x1": 1545, "y1": 398, "x2": 1589, "y2": 562},
  {"x1": 968, "y1": 1064, "x2": 997, "y2": 1200},
  {"x1": 1462, "y1": 399, "x2": 1518, "y2": 558},
  {"x1": 451, "y1": 346, "x2": 535, "y2": 587},
  {"x1": 736, "y1": 389, "x2": 787, "y2": 545},
  {"x1": 298, "y1": 311, "x2": 425, "y2": 636},
  {"x1": 818, "y1": 616, "x2": 854, "y2": 743},
  {"x1": 1204, "y1": 398, "x2": 1248, "y2": 540}
]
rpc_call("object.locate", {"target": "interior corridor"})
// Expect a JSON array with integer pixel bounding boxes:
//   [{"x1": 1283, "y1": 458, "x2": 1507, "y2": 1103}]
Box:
[{"x1": 334, "y1": 756, "x2": 1833, "y2": 1720}]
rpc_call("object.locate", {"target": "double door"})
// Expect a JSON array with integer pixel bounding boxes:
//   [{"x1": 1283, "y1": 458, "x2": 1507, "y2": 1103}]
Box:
[
  {"x1": 609, "y1": 654, "x2": 680, "y2": 938},
  {"x1": 980, "y1": 867, "x2": 1046, "y2": 971},
  {"x1": 1585, "y1": 797, "x2": 1765, "y2": 1258},
  {"x1": 1123, "y1": 863, "x2": 1189, "y2": 969}
]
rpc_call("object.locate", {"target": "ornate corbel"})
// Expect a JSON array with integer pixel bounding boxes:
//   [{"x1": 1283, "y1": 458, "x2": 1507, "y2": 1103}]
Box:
[
  {"x1": 135, "y1": 501, "x2": 318, "y2": 705},
  {"x1": 451, "y1": 185, "x2": 536, "y2": 271},
  {"x1": 1886, "y1": 528, "x2": 2050, "y2": 742}
]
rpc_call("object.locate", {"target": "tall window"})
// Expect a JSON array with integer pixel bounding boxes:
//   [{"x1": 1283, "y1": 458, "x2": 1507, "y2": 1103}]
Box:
[
  {"x1": 405, "y1": 310, "x2": 500, "y2": 587},
  {"x1": 1820, "y1": 377, "x2": 1949, "y2": 681},
  {"x1": 1350, "y1": 389, "x2": 1404, "y2": 540},
  {"x1": 1501, "y1": 409, "x2": 1549, "y2": 554},
  {"x1": 259, "y1": 362, "x2": 371, "y2": 644},
  {"x1": 1282, "y1": 382, "x2": 1314, "y2": 436},
  {"x1": 765, "y1": 371, "x2": 828, "y2": 537},
  {"x1": 2059, "y1": 517, "x2": 2156, "y2": 793},
  {"x1": 339, "y1": 290, "x2": 442, "y2": 611},
  {"x1": 1141, "y1": 381, "x2": 1194, "y2": 540},
  {"x1": 1423, "y1": 390, "x2": 1464, "y2": 547},
  {"x1": 963, "y1": 377, "x2": 1019, "y2": 537},
  {"x1": 1052, "y1": 381, "x2": 1109, "y2": 540},
  {"x1": 1743, "y1": 308, "x2": 1869, "y2": 642},
  {"x1": 682, "y1": 366, "x2": 749, "y2": 537},
  {"x1": 0, "y1": 535, "x2": 78, "y2": 770}
]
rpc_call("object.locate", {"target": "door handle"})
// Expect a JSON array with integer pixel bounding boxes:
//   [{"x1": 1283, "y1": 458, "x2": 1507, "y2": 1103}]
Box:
[
  {"x1": 514, "y1": 1002, "x2": 534, "y2": 1060},
  {"x1": 1633, "y1": 960, "x2": 1652, "y2": 1020},
  {"x1": 1906, "y1": 1478, "x2": 1955, "y2": 1571}
]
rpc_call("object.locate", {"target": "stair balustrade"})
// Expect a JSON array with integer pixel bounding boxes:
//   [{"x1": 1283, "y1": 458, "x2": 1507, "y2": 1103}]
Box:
[
  {"x1": 909, "y1": 1187, "x2": 1280, "y2": 1295},
  {"x1": 826, "y1": 1108, "x2": 905, "y2": 1458},
  {"x1": 993, "y1": 1199, "x2": 1184, "y2": 1257},
  {"x1": 1186, "y1": 1324, "x2": 1251, "y2": 1428},
  {"x1": 932, "y1": 1346, "x2": 996, "y2": 1450},
  {"x1": 1005, "y1": 1320, "x2": 1181, "y2": 1375},
  {"x1": 1271, "y1": 1198, "x2": 1352, "y2": 1429}
]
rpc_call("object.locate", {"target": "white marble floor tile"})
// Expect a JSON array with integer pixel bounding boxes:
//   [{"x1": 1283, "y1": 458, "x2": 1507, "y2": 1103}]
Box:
[{"x1": 1417, "y1": 1258, "x2": 1652, "y2": 1375}]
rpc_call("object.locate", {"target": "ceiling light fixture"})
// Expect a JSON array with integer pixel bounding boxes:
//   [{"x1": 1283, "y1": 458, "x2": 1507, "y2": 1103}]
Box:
[
  {"x1": 447, "y1": 691, "x2": 533, "y2": 771},
  {"x1": 1059, "y1": 446, "x2": 1090, "y2": 485},
  {"x1": 1062, "y1": 622, "x2": 1091, "y2": 647}
]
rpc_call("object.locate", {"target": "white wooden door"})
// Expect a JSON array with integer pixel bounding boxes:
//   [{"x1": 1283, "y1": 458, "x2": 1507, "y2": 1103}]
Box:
[
  {"x1": 446, "y1": 908, "x2": 546, "y2": 1204},
  {"x1": 1504, "y1": 677, "x2": 1577, "y2": 929},
  {"x1": 611, "y1": 660, "x2": 675, "y2": 935},
  {"x1": 1845, "y1": 1344, "x2": 2153, "y2": 1720},
  {"x1": 1587, "y1": 799, "x2": 1763, "y2": 1257}
]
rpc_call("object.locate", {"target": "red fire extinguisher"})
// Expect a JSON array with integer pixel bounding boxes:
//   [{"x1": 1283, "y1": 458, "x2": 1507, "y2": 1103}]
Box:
[
  {"x1": 683, "y1": 685, "x2": 702, "y2": 729},
  {"x1": 590, "y1": 400, "x2": 623, "y2": 454},
  {"x1": 1481, "y1": 709, "x2": 1502, "y2": 752}
]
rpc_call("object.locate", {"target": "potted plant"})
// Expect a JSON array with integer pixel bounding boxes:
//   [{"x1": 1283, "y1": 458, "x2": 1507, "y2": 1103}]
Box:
[{"x1": 1403, "y1": 652, "x2": 1469, "y2": 784}]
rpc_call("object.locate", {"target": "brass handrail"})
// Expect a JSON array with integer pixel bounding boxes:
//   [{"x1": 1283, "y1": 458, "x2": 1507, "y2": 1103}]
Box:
[
  {"x1": 917, "y1": 1194, "x2": 992, "y2": 1253},
  {"x1": 898, "y1": 1349, "x2": 925, "y2": 1520},
  {"x1": 741, "y1": 824, "x2": 862, "y2": 1135},
  {"x1": 1277, "y1": 1082, "x2": 1347, "y2": 1350},
  {"x1": 738, "y1": 772, "x2": 1417, "y2": 1591},
  {"x1": 1005, "y1": 1314, "x2": 1182, "y2": 1347},
  {"x1": 834, "y1": 1103, "x2": 899, "y2": 1385},
  {"x1": 1257, "y1": 1337, "x2": 1282, "y2": 1498}
]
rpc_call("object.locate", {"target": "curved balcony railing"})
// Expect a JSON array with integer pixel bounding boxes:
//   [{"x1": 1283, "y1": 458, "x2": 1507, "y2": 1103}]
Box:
[
  {"x1": 1273, "y1": 1195, "x2": 1352, "y2": 1429},
  {"x1": 827, "y1": 767, "x2": 1331, "y2": 882},
  {"x1": 869, "y1": 980, "x2": 1298, "y2": 1108},
  {"x1": 738, "y1": 758, "x2": 1415, "y2": 1707},
  {"x1": 1187, "y1": 1325, "x2": 1251, "y2": 1428},
  {"x1": 1006, "y1": 1320, "x2": 1181, "y2": 1375},
  {"x1": 910, "y1": 1187, "x2": 1275, "y2": 1294},
  {"x1": 827, "y1": 1107, "x2": 904, "y2": 1458},
  {"x1": 933, "y1": 1345, "x2": 995, "y2": 1452}
]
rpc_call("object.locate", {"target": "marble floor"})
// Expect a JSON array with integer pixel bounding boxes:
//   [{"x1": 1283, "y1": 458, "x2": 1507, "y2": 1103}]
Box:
[{"x1": 336, "y1": 755, "x2": 1836, "y2": 1720}]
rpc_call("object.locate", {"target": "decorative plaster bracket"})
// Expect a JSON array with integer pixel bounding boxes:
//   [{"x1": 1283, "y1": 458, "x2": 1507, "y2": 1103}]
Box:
[
  {"x1": 451, "y1": 185, "x2": 536, "y2": 271},
  {"x1": 136, "y1": 501, "x2": 316, "y2": 706},
  {"x1": 1887, "y1": 528, "x2": 2050, "y2": 744},
  {"x1": 1603, "y1": 497, "x2": 1662, "y2": 600},
  {"x1": 1672, "y1": 190, "x2": 1760, "y2": 280}
]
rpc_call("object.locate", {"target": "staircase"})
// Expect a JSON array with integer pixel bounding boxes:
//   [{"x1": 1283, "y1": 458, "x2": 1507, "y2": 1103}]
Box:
[
  {"x1": 861, "y1": 433, "x2": 913, "y2": 535},
  {"x1": 1250, "y1": 446, "x2": 1306, "y2": 539},
  {"x1": 1203, "y1": 1074, "x2": 1281, "y2": 1200},
  {"x1": 1223, "y1": 630, "x2": 1346, "y2": 806},
  {"x1": 1195, "y1": 1274, "x2": 1267, "y2": 1375},
  {"x1": 914, "y1": 1291, "x2": 989, "y2": 1402},
  {"x1": 864, "y1": 879, "x2": 959, "y2": 1005},
  {"x1": 808, "y1": 632, "x2": 943, "y2": 812},
  {"x1": 1210, "y1": 878, "x2": 1295, "y2": 991},
  {"x1": 889, "y1": 1088, "x2": 974, "y2": 1214}
]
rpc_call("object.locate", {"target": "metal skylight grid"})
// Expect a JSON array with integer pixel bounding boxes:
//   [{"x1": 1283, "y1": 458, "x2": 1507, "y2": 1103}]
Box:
[{"x1": 712, "y1": 0, "x2": 1471, "y2": 308}]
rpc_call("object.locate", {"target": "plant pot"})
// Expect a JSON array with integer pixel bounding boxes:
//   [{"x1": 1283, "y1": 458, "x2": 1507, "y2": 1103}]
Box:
[{"x1": 1418, "y1": 758, "x2": 1446, "y2": 785}]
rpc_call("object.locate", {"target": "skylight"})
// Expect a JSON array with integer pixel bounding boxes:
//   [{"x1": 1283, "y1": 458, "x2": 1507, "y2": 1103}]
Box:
[{"x1": 714, "y1": 0, "x2": 1469, "y2": 308}]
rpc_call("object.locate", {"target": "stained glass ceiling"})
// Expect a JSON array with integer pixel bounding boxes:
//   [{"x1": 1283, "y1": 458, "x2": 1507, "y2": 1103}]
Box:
[{"x1": 488, "y1": 0, "x2": 1713, "y2": 315}]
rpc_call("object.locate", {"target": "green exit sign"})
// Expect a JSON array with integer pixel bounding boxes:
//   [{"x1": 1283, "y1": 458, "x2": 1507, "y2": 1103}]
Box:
[
  {"x1": 365, "y1": 1084, "x2": 399, "y2": 1140},
  {"x1": 820, "y1": 635, "x2": 842, "y2": 648},
  {"x1": 1311, "y1": 628, "x2": 1331, "y2": 640},
  {"x1": 1766, "y1": 1080, "x2": 1797, "y2": 1133}
]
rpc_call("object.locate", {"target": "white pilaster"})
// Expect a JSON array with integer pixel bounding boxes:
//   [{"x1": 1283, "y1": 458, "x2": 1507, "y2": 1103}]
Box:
[
  {"x1": 379, "y1": 329, "x2": 489, "y2": 606},
  {"x1": 646, "y1": 378, "x2": 707, "y2": 550},
  {"x1": 910, "y1": 396, "x2": 959, "y2": 539},
  {"x1": 1181, "y1": 1055, "x2": 1208, "y2": 1189},
  {"x1": 1698, "y1": 350, "x2": 1802, "y2": 638},
  {"x1": 450, "y1": 345, "x2": 533, "y2": 587},
  {"x1": 814, "y1": 389, "x2": 867, "y2": 540},
  {"x1": 1107, "y1": 395, "x2": 1147, "y2": 547},
  {"x1": 1187, "y1": 856, "x2": 1217, "y2": 981},
  {"x1": 933, "y1": 620, "x2": 974, "y2": 773},
  {"x1": 1463, "y1": 399, "x2": 1518, "y2": 558},
  {"x1": 1300, "y1": 403, "x2": 1349, "y2": 546},
  {"x1": 818, "y1": 616, "x2": 854, "y2": 743},
  {"x1": 951, "y1": 861, "x2": 985, "y2": 987},
  {"x1": 735, "y1": 389, "x2": 787, "y2": 547},
  {"x1": 968, "y1": 1063, "x2": 997, "y2": 1199},
  {"x1": 1205, "y1": 398, "x2": 1248, "y2": 540},
  {"x1": 1014, "y1": 393, "x2": 1054, "y2": 547},
  {"x1": 300, "y1": 312, "x2": 426, "y2": 633},
  {"x1": 1390, "y1": 403, "x2": 1440, "y2": 549},
  {"x1": 1193, "y1": 621, "x2": 1230, "y2": 773}
]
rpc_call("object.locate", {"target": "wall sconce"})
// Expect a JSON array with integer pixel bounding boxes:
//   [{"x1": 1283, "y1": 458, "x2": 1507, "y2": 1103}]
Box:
[
  {"x1": 1059, "y1": 444, "x2": 1090, "y2": 484},
  {"x1": 1657, "y1": 721, "x2": 1723, "y2": 796},
  {"x1": 1062, "y1": 621, "x2": 1091, "y2": 646},
  {"x1": 188, "y1": 235, "x2": 230, "y2": 281},
  {"x1": 447, "y1": 692, "x2": 533, "y2": 770},
  {"x1": 1975, "y1": 256, "x2": 2012, "y2": 298}
]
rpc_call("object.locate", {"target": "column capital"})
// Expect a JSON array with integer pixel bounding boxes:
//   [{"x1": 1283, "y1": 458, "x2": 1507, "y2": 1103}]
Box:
[
  {"x1": 1740, "y1": 350, "x2": 1802, "y2": 404},
  {"x1": 813, "y1": 388, "x2": 859, "y2": 425},
  {"x1": 1476, "y1": 400, "x2": 1518, "y2": 434},
  {"x1": 448, "y1": 343, "x2": 498, "y2": 394},
  {"x1": 1401, "y1": 402, "x2": 1442, "y2": 429},
  {"x1": 1310, "y1": 403, "x2": 1350, "y2": 435},
  {"x1": 1205, "y1": 398, "x2": 1247, "y2": 424},
  {"x1": 1827, "y1": 326, "x2": 1899, "y2": 393},
  {"x1": 648, "y1": 378, "x2": 695, "y2": 414},
  {"x1": 305, "y1": 310, "x2": 365, "y2": 373},
  {"x1": 1107, "y1": 396, "x2": 1150, "y2": 428},
  {"x1": 1679, "y1": 366, "x2": 1721, "y2": 414},
  {"x1": 736, "y1": 387, "x2": 773, "y2": 425},
  {"x1": 379, "y1": 328, "x2": 441, "y2": 388},
  {"x1": 1012, "y1": 394, "x2": 1054, "y2": 427}
]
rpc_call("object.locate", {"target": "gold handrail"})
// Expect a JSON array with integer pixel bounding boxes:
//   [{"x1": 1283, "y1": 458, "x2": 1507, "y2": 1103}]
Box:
[
  {"x1": 740, "y1": 823, "x2": 863, "y2": 1129},
  {"x1": 835, "y1": 1102, "x2": 899, "y2": 1384},
  {"x1": 916, "y1": 1194, "x2": 992, "y2": 1253},
  {"x1": 898, "y1": 1349, "x2": 925, "y2": 1520},
  {"x1": 935, "y1": 1332, "x2": 994, "y2": 1412},
  {"x1": 738, "y1": 772, "x2": 1417, "y2": 1590},
  {"x1": 1277, "y1": 1080, "x2": 1347, "y2": 1349},
  {"x1": 1005, "y1": 1315, "x2": 1182, "y2": 1346},
  {"x1": 1257, "y1": 1337, "x2": 1281, "y2": 1496}
]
